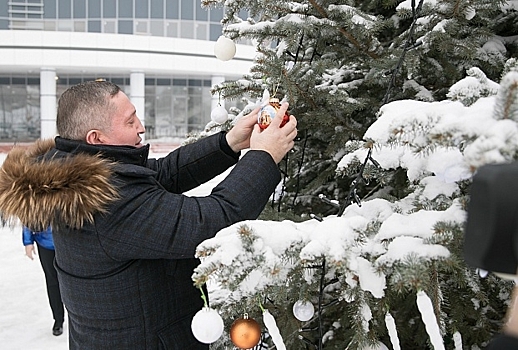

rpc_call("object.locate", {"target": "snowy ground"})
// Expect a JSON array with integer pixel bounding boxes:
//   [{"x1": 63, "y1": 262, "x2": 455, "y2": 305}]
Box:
[{"x1": 0, "y1": 150, "x2": 226, "y2": 350}]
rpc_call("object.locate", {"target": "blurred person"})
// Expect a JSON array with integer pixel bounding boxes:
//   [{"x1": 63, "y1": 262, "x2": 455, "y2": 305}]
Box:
[{"x1": 23, "y1": 226, "x2": 64, "y2": 336}]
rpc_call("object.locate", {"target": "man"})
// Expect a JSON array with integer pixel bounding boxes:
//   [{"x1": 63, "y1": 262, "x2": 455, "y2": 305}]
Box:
[{"x1": 0, "y1": 80, "x2": 297, "y2": 349}]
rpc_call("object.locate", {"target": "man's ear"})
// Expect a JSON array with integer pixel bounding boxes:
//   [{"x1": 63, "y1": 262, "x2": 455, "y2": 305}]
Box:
[{"x1": 86, "y1": 130, "x2": 103, "y2": 144}]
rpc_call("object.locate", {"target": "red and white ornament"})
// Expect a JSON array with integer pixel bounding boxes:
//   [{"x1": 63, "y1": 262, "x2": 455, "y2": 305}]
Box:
[{"x1": 258, "y1": 89, "x2": 289, "y2": 129}]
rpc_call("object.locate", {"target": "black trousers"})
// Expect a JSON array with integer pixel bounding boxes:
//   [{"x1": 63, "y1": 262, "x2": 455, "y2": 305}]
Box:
[{"x1": 36, "y1": 243, "x2": 65, "y2": 324}]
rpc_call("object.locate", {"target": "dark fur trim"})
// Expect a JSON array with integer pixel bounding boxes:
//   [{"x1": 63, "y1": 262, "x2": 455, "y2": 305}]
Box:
[{"x1": 0, "y1": 139, "x2": 119, "y2": 229}]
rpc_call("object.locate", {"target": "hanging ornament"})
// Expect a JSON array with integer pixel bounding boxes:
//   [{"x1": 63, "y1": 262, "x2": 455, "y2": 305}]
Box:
[
  {"x1": 211, "y1": 105, "x2": 229, "y2": 124},
  {"x1": 214, "y1": 35, "x2": 236, "y2": 61},
  {"x1": 262, "y1": 309, "x2": 286, "y2": 350},
  {"x1": 258, "y1": 89, "x2": 289, "y2": 129},
  {"x1": 292, "y1": 300, "x2": 315, "y2": 322},
  {"x1": 229, "y1": 313, "x2": 261, "y2": 349},
  {"x1": 384, "y1": 312, "x2": 401, "y2": 350},
  {"x1": 477, "y1": 268, "x2": 488, "y2": 278},
  {"x1": 191, "y1": 306, "x2": 224, "y2": 344}
]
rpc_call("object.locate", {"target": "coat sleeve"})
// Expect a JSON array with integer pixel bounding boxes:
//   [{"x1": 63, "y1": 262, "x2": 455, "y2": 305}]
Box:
[
  {"x1": 22, "y1": 226, "x2": 34, "y2": 246},
  {"x1": 146, "y1": 132, "x2": 240, "y2": 194},
  {"x1": 97, "y1": 150, "x2": 280, "y2": 260}
]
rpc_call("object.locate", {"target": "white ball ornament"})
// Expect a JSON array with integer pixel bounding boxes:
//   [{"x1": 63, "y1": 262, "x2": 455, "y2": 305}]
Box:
[
  {"x1": 210, "y1": 105, "x2": 229, "y2": 124},
  {"x1": 292, "y1": 300, "x2": 315, "y2": 322},
  {"x1": 191, "y1": 307, "x2": 224, "y2": 344},
  {"x1": 214, "y1": 36, "x2": 236, "y2": 61}
]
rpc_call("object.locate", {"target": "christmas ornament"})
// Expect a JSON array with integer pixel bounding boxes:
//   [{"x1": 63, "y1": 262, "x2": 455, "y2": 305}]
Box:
[
  {"x1": 262, "y1": 309, "x2": 286, "y2": 350},
  {"x1": 191, "y1": 306, "x2": 224, "y2": 344},
  {"x1": 211, "y1": 105, "x2": 229, "y2": 124},
  {"x1": 385, "y1": 312, "x2": 401, "y2": 350},
  {"x1": 292, "y1": 300, "x2": 315, "y2": 322},
  {"x1": 229, "y1": 314, "x2": 261, "y2": 349},
  {"x1": 258, "y1": 89, "x2": 289, "y2": 129},
  {"x1": 214, "y1": 36, "x2": 236, "y2": 61}
]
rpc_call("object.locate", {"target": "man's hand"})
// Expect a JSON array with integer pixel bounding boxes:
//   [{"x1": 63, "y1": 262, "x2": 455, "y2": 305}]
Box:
[
  {"x1": 226, "y1": 107, "x2": 260, "y2": 153},
  {"x1": 250, "y1": 102, "x2": 297, "y2": 164},
  {"x1": 25, "y1": 244, "x2": 35, "y2": 260}
]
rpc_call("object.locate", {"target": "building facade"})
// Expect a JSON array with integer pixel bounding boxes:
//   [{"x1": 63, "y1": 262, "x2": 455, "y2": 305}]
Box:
[{"x1": 0, "y1": 0, "x2": 255, "y2": 142}]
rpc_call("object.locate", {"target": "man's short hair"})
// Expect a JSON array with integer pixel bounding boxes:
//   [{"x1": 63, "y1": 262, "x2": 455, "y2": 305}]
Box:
[{"x1": 57, "y1": 80, "x2": 121, "y2": 140}]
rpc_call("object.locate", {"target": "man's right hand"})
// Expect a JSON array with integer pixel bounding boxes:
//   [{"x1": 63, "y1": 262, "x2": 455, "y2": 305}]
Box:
[{"x1": 250, "y1": 102, "x2": 297, "y2": 164}]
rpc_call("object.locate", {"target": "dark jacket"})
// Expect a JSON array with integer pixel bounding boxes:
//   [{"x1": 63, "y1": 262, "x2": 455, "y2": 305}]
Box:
[{"x1": 0, "y1": 132, "x2": 280, "y2": 349}]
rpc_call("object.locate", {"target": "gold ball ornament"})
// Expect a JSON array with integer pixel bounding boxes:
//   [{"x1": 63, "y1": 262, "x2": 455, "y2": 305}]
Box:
[{"x1": 229, "y1": 314, "x2": 261, "y2": 349}]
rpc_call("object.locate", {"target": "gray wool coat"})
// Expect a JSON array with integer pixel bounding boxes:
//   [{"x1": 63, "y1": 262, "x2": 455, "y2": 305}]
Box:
[{"x1": 0, "y1": 132, "x2": 281, "y2": 349}]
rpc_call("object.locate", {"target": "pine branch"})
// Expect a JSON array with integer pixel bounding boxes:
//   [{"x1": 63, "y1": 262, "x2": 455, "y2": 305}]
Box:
[{"x1": 307, "y1": 0, "x2": 379, "y2": 59}]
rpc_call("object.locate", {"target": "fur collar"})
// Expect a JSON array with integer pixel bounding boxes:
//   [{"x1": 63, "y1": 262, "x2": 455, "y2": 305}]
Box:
[{"x1": 0, "y1": 139, "x2": 119, "y2": 230}]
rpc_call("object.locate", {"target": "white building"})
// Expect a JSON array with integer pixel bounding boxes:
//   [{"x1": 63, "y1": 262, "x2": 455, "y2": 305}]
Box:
[{"x1": 0, "y1": 0, "x2": 255, "y2": 142}]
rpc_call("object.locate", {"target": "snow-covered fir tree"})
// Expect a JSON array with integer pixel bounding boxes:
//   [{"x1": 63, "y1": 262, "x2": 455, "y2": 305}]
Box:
[{"x1": 189, "y1": 0, "x2": 518, "y2": 349}]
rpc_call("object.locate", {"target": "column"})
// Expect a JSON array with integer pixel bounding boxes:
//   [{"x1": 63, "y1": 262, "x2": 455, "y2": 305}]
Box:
[
  {"x1": 40, "y1": 68, "x2": 57, "y2": 139},
  {"x1": 130, "y1": 71, "x2": 145, "y2": 141},
  {"x1": 211, "y1": 75, "x2": 225, "y2": 110}
]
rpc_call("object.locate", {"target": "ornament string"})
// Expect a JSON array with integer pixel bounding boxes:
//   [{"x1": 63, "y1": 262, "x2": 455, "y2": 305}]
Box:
[
  {"x1": 382, "y1": 0, "x2": 425, "y2": 105},
  {"x1": 291, "y1": 130, "x2": 309, "y2": 210},
  {"x1": 335, "y1": 147, "x2": 379, "y2": 217},
  {"x1": 198, "y1": 285, "x2": 208, "y2": 307},
  {"x1": 317, "y1": 258, "x2": 325, "y2": 350}
]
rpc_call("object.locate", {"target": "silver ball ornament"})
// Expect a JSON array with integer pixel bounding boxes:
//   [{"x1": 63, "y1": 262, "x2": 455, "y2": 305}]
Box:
[{"x1": 293, "y1": 300, "x2": 315, "y2": 322}]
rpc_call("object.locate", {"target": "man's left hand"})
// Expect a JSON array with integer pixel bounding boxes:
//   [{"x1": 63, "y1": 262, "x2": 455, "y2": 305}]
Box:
[{"x1": 225, "y1": 107, "x2": 260, "y2": 153}]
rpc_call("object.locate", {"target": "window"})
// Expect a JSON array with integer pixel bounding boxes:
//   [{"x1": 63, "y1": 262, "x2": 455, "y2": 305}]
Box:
[
  {"x1": 165, "y1": 0, "x2": 178, "y2": 19},
  {"x1": 88, "y1": 0, "x2": 101, "y2": 17},
  {"x1": 135, "y1": 0, "x2": 148, "y2": 18},
  {"x1": 43, "y1": 0, "x2": 56, "y2": 18},
  {"x1": 180, "y1": 0, "x2": 193, "y2": 20},
  {"x1": 118, "y1": 20, "x2": 133, "y2": 34},
  {"x1": 57, "y1": 20, "x2": 72, "y2": 31},
  {"x1": 150, "y1": 0, "x2": 163, "y2": 19},
  {"x1": 43, "y1": 20, "x2": 55, "y2": 30},
  {"x1": 88, "y1": 20, "x2": 101, "y2": 32},
  {"x1": 73, "y1": 0, "x2": 85, "y2": 18},
  {"x1": 0, "y1": 0, "x2": 8, "y2": 17},
  {"x1": 0, "y1": 78, "x2": 42, "y2": 141},
  {"x1": 209, "y1": 23, "x2": 222, "y2": 41},
  {"x1": 103, "y1": 0, "x2": 116, "y2": 18},
  {"x1": 135, "y1": 20, "x2": 148, "y2": 34},
  {"x1": 58, "y1": 0, "x2": 71, "y2": 18},
  {"x1": 150, "y1": 20, "x2": 163, "y2": 36},
  {"x1": 103, "y1": 19, "x2": 116, "y2": 33},
  {"x1": 196, "y1": 6, "x2": 207, "y2": 21},
  {"x1": 209, "y1": 6, "x2": 223, "y2": 22},
  {"x1": 119, "y1": 0, "x2": 133, "y2": 18},
  {"x1": 180, "y1": 21, "x2": 194, "y2": 39},
  {"x1": 165, "y1": 21, "x2": 177, "y2": 37},
  {"x1": 195, "y1": 23, "x2": 206, "y2": 40},
  {"x1": 74, "y1": 20, "x2": 86, "y2": 31}
]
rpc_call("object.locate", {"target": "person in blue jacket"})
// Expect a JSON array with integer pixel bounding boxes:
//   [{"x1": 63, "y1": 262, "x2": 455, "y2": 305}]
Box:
[{"x1": 23, "y1": 226, "x2": 65, "y2": 336}]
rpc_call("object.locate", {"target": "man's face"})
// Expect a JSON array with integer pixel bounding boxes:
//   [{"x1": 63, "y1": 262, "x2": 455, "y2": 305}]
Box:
[{"x1": 96, "y1": 91, "x2": 145, "y2": 147}]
